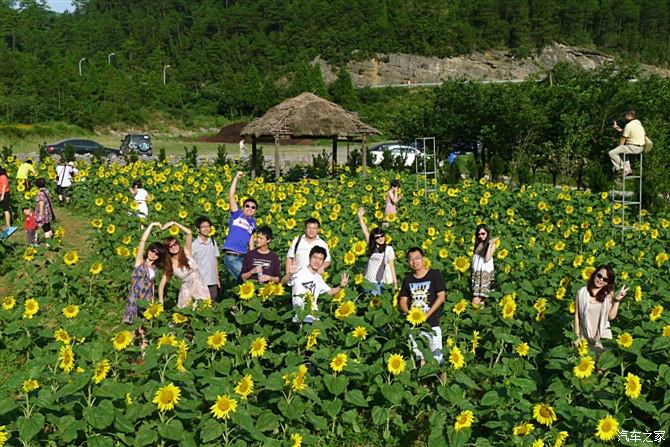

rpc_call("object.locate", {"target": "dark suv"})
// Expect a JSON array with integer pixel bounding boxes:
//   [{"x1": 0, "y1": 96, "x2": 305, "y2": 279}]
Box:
[
  {"x1": 120, "y1": 134, "x2": 152, "y2": 156},
  {"x1": 44, "y1": 139, "x2": 119, "y2": 157}
]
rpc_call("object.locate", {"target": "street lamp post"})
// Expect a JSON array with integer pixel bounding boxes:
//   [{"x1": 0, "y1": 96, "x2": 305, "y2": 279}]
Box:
[
  {"x1": 163, "y1": 65, "x2": 171, "y2": 85},
  {"x1": 107, "y1": 52, "x2": 116, "y2": 64},
  {"x1": 78, "y1": 58, "x2": 86, "y2": 76}
]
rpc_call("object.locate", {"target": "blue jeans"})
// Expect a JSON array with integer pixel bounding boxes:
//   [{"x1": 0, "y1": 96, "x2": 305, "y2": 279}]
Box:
[
  {"x1": 369, "y1": 282, "x2": 383, "y2": 296},
  {"x1": 223, "y1": 254, "x2": 243, "y2": 284}
]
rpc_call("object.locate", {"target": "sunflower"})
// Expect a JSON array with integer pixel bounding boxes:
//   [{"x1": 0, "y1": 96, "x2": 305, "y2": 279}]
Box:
[
  {"x1": 210, "y1": 394, "x2": 238, "y2": 420},
  {"x1": 387, "y1": 354, "x2": 406, "y2": 376},
  {"x1": 290, "y1": 433, "x2": 303, "y2": 447},
  {"x1": 93, "y1": 359, "x2": 111, "y2": 384},
  {"x1": 54, "y1": 328, "x2": 70, "y2": 344},
  {"x1": 207, "y1": 331, "x2": 227, "y2": 350},
  {"x1": 554, "y1": 241, "x2": 565, "y2": 251},
  {"x1": 106, "y1": 224, "x2": 115, "y2": 235},
  {"x1": 238, "y1": 281, "x2": 256, "y2": 300},
  {"x1": 330, "y1": 353, "x2": 348, "y2": 374},
  {"x1": 650, "y1": 304, "x2": 664, "y2": 321},
  {"x1": 22, "y1": 379, "x2": 40, "y2": 393},
  {"x1": 172, "y1": 313, "x2": 188, "y2": 324},
  {"x1": 157, "y1": 333, "x2": 177, "y2": 348},
  {"x1": 112, "y1": 331, "x2": 133, "y2": 351},
  {"x1": 553, "y1": 431, "x2": 568, "y2": 447},
  {"x1": 152, "y1": 383, "x2": 181, "y2": 412},
  {"x1": 452, "y1": 256, "x2": 470, "y2": 273},
  {"x1": 62, "y1": 304, "x2": 79, "y2": 319},
  {"x1": 663, "y1": 326, "x2": 670, "y2": 337},
  {"x1": 105, "y1": 204, "x2": 114, "y2": 213},
  {"x1": 634, "y1": 285, "x2": 642, "y2": 302},
  {"x1": 89, "y1": 262, "x2": 103, "y2": 275},
  {"x1": 470, "y1": 330, "x2": 480, "y2": 354},
  {"x1": 406, "y1": 307, "x2": 427, "y2": 326},
  {"x1": 656, "y1": 251, "x2": 669, "y2": 267},
  {"x1": 624, "y1": 372, "x2": 641, "y2": 399},
  {"x1": 306, "y1": 329, "x2": 320, "y2": 350},
  {"x1": 454, "y1": 410, "x2": 474, "y2": 431},
  {"x1": 452, "y1": 299, "x2": 468, "y2": 316},
  {"x1": 449, "y1": 346, "x2": 465, "y2": 369},
  {"x1": 343, "y1": 251, "x2": 356, "y2": 265},
  {"x1": 234, "y1": 374, "x2": 254, "y2": 400},
  {"x1": 512, "y1": 422, "x2": 534, "y2": 436},
  {"x1": 143, "y1": 302, "x2": 164, "y2": 320},
  {"x1": 335, "y1": 300, "x2": 355, "y2": 319},
  {"x1": 576, "y1": 339, "x2": 589, "y2": 356},
  {"x1": 250, "y1": 337, "x2": 267, "y2": 358},
  {"x1": 91, "y1": 218, "x2": 103, "y2": 229},
  {"x1": 616, "y1": 332, "x2": 633, "y2": 348},
  {"x1": 515, "y1": 342, "x2": 529, "y2": 357},
  {"x1": 95, "y1": 197, "x2": 104, "y2": 206},
  {"x1": 501, "y1": 301, "x2": 516, "y2": 319},
  {"x1": 116, "y1": 246, "x2": 130, "y2": 257},
  {"x1": 573, "y1": 356, "x2": 595, "y2": 379},
  {"x1": 59, "y1": 345, "x2": 75, "y2": 373},
  {"x1": 352, "y1": 241, "x2": 367, "y2": 256},
  {"x1": 22, "y1": 298, "x2": 39, "y2": 319},
  {"x1": 533, "y1": 403, "x2": 557, "y2": 426},
  {"x1": 594, "y1": 415, "x2": 618, "y2": 441},
  {"x1": 2, "y1": 296, "x2": 16, "y2": 310},
  {"x1": 63, "y1": 251, "x2": 79, "y2": 266},
  {"x1": 352, "y1": 326, "x2": 368, "y2": 340}
]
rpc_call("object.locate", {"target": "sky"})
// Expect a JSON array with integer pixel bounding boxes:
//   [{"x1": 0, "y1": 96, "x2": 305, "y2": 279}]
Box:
[{"x1": 46, "y1": 0, "x2": 75, "y2": 13}]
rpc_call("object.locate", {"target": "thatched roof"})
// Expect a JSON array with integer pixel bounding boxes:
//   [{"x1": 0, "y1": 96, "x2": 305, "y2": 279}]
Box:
[{"x1": 241, "y1": 92, "x2": 380, "y2": 139}]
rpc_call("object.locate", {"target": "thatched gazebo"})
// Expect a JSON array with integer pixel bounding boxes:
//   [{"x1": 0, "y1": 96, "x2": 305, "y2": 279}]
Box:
[{"x1": 241, "y1": 92, "x2": 381, "y2": 178}]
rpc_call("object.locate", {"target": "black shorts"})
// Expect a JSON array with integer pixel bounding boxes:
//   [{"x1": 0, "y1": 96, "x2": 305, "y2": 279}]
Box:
[
  {"x1": 42, "y1": 222, "x2": 51, "y2": 233},
  {"x1": 56, "y1": 185, "x2": 70, "y2": 196},
  {"x1": 1, "y1": 192, "x2": 9, "y2": 212}
]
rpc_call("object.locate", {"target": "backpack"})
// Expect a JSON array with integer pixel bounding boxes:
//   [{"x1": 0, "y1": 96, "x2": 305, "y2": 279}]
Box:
[{"x1": 643, "y1": 136, "x2": 653, "y2": 153}]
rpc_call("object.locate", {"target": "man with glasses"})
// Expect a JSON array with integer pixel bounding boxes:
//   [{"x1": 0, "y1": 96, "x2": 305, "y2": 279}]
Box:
[
  {"x1": 286, "y1": 218, "x2": 331, "y2": 275},
  {"x1": 192, "y1": 215, "x2": 221, "y2": 300},
  {"x1": 222, "y1": 171, "x2": 257, "y2": 283},
  {"x1": 398, "y1": 247, "x2": 446, "y2": 367}
]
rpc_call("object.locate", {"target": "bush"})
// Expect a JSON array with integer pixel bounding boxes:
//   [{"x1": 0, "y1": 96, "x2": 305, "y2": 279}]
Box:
[
  {"x1": 158, "y1": 147, "x2": 167, "y2": 163},
  {"x1": 307, "y1": 149, "x2": 332, "y2": 178},
  {"x1": 585, "y1": 162, "x2": 611, "y2": 192},
  {"x1": 183, "y1": 145, "x2": 199, "y2": 167},
  {"x1": 215, "y1": 144, "x2": 229, "y2": 167}
]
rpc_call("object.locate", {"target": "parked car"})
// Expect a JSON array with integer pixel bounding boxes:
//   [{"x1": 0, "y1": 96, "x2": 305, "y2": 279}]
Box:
[
  {"x1": 369, "y1": 143, "x2": 424, "y2": 167},
  {"x1": 120, "y1": 134, "x2": 152, "y2": 156},
  {"x1": 44, "y1": 139, "x2": 120, "y2": 157}
]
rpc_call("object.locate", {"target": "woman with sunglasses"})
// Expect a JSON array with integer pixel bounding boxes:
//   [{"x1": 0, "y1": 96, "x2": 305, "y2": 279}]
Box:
[
  {"x1": 471, "y1": 224, "x2": 498, "y2": 306},
  {"x1": 574, "y1": 265, "x2": 628, "y2": 354},
  {"x1": 123, "y1": 221, "x2": 165, "y2": 323},
  {"x1": 158, "y1": 221, "x2": 210, "y2": 308},
  {"x1": 358, "y1": 207, "x2": 397, "y2": 294}
]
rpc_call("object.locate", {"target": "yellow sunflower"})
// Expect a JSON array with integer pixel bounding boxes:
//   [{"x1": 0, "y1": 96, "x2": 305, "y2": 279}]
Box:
[
  {"x1": 290, "y1": 433, "x2": 303, "y2": 447},
  {"x1": 207, "y1": 331, "x2": 228, "y2": 351},
  {"x1": 210, "y1": 394, "x2": 238, "y2": 420},
  {"x1": 152, "y1": 383, "x2": 181, "y2": 412},
  {"x1": 172, "y1": 313, "x2": 188, "y2": 324},
  {"x1": 63, "y1": 251, "x2": 79, "y2": 266},
  {"x1": 406, "y1": 307, "x2": 427, "y2": 326},
  {"x1": 351, "y1": 326, "x2": 368, "y2": 340},
  {"x1": 335, "y1": 300, "x2": 355, "y2": 319},
  {"x1": 112, "y1": 331, "x2": 133, "y2": 351},
  {"x1": 452, "y1": 256, "x2": 470, "y2": 273},
  {"x1": 143, "y1": 302, "x2": 164, "y2": 320},
  {"x1": 250, "y1": 337, "x2": 267, "y2": 358},
  {"x1": 22, "y1": 379, "x2": 40, "y2": 393},
  {"x1": 387, "y1": 354, "x2": 406, "y2": 376},
  {"x1": 89, "y1": 262, "x2": 103, "y2": 275},
  {"x1": 449, "y1": 346, "x2": 465, "y2": 369},
  {"x1": 573, "y1": 356, "x2": 595, "y2": 379},
  {"x1": 515, "y1": 342, "x2": 529, "y2": 357},
  {"x1": 54, "y1": 328, "x2": 70, "y2": 344},
  {"x1": 22, "y1": 298, "x2": 39, "y2": 319},
  {"x1": 2, "y1": 296, "x2": 16, "y2": 310},
  {"x1": 512, "y1": 422, "x2": 534, "y2": 436},
  {"x1": 343, "y1": 251, "x2": 356, "y2": 265},
  {"x1": 157, "y1": 333, "x2": 177, "y2": 348},
  {"x1": 624, "y1": 372, "x2": 641, "y2": 399},
  {"x1": 234, "y1": 374, "x2": 254, "y2": 400},
  {"x1": 616, "y1": 332, "x2": 633, "y2": 348},
  {"x1": 454, "y1": 409, "x2": 474, "y2": 432},
  {"x1": 533, "y1": 403, "x2": 557, "y2": 426},
  {"x1": 238, "y1": 281, "x2": 256, "y2": 300},
  {"x1": 650, "y1": 304, "x2": 664, "y2": 321},
  {"x1": 62, "y1": 304, "x2": 79, "y2": 318},
  {"x1": 306, "y1": 329, "x2": 320, "y2": 350},
  {"x1": 594, "y1": 415, "x2": 618, "y2": 441},
  {"x1": 330, "y1": 353, "x2": 348, "y2": 374},
  {"x1": 58, "y1": 345, "x2": 75, "y2": 373},
  {"x1": 93, "y1": 359, "x2": 111, "y2": 384},
  {"x1": 452, "y1": 299, "x2": 468, "y2": 316}
]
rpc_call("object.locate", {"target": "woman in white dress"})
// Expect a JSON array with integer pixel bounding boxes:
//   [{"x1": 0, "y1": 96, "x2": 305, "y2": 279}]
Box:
[
  {"x1": 574, "y1": 265, "x2": 628, "y2": 355},
  {"x1": 158, "y1": 221, "x2": 210, "y2": 308},
  {"x1": 357, "y1": 207, "x2": 397, "y2": 295},
  {"x1": 129, "y1": 180, "x2": 149, "y2": 218},
  {"x1": 471, "y1": 224, "x2": 498, "y2": 306}
]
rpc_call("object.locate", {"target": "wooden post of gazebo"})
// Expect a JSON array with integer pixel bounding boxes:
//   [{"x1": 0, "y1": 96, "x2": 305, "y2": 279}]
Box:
[
  {"x1": 362, "y1": 136, "x2": 368, "y2": 177},
  {"x1": 250, "y1": 135, "x2": 257, "y2": 179},
  {"x1": 332, "y1": 136, "x2": 338, "y2": 178},
  {"x1": 274, "y1": 135, "x2": 280, "y2": 180}
]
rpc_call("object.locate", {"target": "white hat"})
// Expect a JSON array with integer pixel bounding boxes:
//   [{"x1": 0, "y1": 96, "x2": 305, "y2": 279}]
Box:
[{"x1": 67, "y1": 161, "x2": 75, "y2": 167}]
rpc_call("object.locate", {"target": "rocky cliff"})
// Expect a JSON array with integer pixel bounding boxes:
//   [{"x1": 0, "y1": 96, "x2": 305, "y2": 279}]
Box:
[{"x1": 314, "y1": 43, "x2": 670, "y2": 86}]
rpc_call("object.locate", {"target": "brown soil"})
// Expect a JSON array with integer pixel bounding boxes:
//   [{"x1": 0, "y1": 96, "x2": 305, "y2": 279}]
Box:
[{"x1": 200, "y1": 121, "x2": 315, "y2": 145}]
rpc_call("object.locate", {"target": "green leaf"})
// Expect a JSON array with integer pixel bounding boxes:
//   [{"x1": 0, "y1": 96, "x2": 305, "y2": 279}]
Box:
[
  {"x1": 636, "y1": 355, "x2": 658, "y2": 372},
  {"x1": 598, "y1": 351, "x2": 620, "y2": 370},
  {"x1": 158, "y1": 419, "x2": 185, "y2": 441},
  {"x1": 17, "y1": 413, "x2": 45, "y2": 442},
  {"x1": 134, "y1": 426, "x2": 158, "y2": 447},
  {"x1": 381, "y1": 383, "x2": 403, "y2": 405},
  {"x1": 255, "y1": 411, "x2": 279, "y2": 432},
  {"x1": 199, "y1": 419, "x2": 223, "y2": 443},
  {"x1": 371, "y1": 406, "x2": 390, "y2": 425},
  {"x1": 511, "y1": 378, "x2": 536, "y2": 394},
  {"x1": 428, "y1": 412, "x2": 446, "y2": 447},
  {"x1": 83, "y1": 400, "x2": 115, "y2": 430},
  {"x1": 480, "y1": 390, "x2": 500, "y2": 407},
  {"x1": 87, "y1": 435, "x2": 114, "y2": 447},
  {"x1": 0, "y1": 396, "x2": 19, "y2": 416},
  {"x1": 344, "y1": 389, "x2": 368, "y2": 407},
  {"x1": 95, "y1": 381, "x2": 133, "y2": 400},
  {"x1": 321, "y1": 398, "x2": 343, "y2": 418},
  {"x1": 114, "y1": 413, "x2": 135, "y2": 434},
  {"x1": 323, "y1": 375, "x2": 349, "y2": 396},
  {"x1": 235, "y1": 310, "x2": 260, "y2": 325}
]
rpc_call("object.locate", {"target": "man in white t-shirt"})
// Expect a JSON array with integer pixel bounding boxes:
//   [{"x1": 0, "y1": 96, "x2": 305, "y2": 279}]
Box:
[
  {"x1": 610, "y1": 110, "x2": 646, "y2": 176},
  {"x1": 282, "y1": 246, "x2": 348, "y2": 323},
  {"x1": 286, "y1": 217, "x2": 331, "y2": 275},
  {"x1": 56, "y1": 160, "x2": 78, "y2": 205}
]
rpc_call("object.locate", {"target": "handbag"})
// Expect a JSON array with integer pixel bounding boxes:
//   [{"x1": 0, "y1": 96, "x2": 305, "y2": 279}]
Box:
[{"x1": 643, "y1": 136, "x2": 653, "y2": 153}]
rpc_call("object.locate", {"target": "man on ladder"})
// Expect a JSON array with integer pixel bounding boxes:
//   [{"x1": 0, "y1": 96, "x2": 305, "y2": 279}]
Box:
[{"x1": 610, "y1": 110, "x2": 645, "y2": 177}]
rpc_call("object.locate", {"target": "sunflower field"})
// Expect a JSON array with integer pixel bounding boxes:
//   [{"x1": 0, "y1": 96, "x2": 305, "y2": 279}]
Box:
[{"x1": 1, "y1": 156, "x2": 669, "y2": 447}]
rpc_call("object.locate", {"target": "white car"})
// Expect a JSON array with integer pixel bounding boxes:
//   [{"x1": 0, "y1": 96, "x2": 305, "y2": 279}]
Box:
[{"x1": 369, "y1": 144, "x2": 424, "y2": 167}]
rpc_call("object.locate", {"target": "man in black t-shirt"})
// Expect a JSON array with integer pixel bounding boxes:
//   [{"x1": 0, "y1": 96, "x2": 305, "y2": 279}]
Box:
[
  {"x1": 240, "y1": 226, "x2": 281, "y2": 283},
  {"x1": 399, "y1": 246, "x2": 446, "y2": 366}
]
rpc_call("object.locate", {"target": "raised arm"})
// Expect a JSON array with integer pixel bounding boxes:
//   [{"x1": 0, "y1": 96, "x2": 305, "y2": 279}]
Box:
[
  {"x1": 164, "y1": 221, "x2": 193, "y2": 255},
  {"x1": 484, "y1": 238, "x2": 498, "y2": 262},
  {"x1": 326, "y1": 273, "x2": 349, "y2": 296},
  {"x1": 229, "y1": 171, "x2": 243, "y2": 212},
  {"x1": 135, "y1": 222, "x2": 161, "y2": 267},
  {"x1": 357, "y1": 207, "x2": 370, "y2": 242},
  {"x1": 608, "y1": 285, "x2": 628, "y2": 320}
]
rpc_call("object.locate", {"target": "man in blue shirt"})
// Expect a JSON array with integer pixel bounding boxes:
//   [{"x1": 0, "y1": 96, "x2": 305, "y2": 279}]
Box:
[{"x1": 222, "y1": 171, "x2": 257, "y2": 283}]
